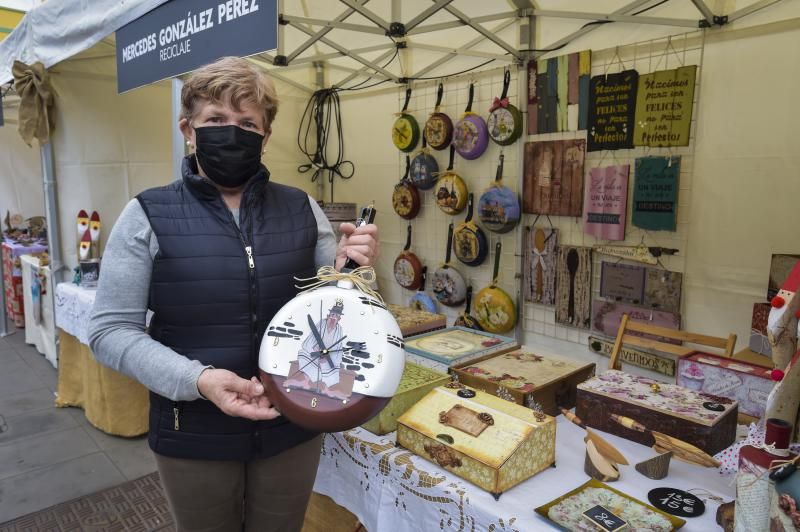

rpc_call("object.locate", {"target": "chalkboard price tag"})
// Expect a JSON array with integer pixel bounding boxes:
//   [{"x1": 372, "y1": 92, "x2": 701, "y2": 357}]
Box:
[
  {"x1": 582, "y1": 504, "x2": 628, "y2": 531},
  {"x1": 647, "y1": 487, "x2": 705, "y2": 518}
]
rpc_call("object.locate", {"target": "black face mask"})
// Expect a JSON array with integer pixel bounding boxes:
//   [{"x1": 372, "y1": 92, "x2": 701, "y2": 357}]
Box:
[{"x1": 193, "y1": 125, "x2": 265, "y2": 188}]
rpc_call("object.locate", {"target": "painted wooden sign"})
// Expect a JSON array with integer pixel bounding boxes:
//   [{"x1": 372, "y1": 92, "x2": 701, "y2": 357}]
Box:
[
  {"x1": 588, "y1": 336, "x2": 676, "y2": 377},
  {"x1": 600, "y1": 262, "x2": 645, "y2": 304},
  {"x1": 634, "y1": 65, "x2": 697, "y2": 147},
  {"x1": 592, "y1": 300, "x2": 681, "y2": 343},
  {"x1": 528, "y1": 51, "x2": 591, "y2": 135},
  {"x1": 586, "y1": 70, "x2": 639, "y2": 152},
  {"x1": 523, "y1": 139, "x2": 586, "y2": 216},
  {"x1": 644, "y1": 268, "x2": 683, "y2": 313},
  {"x1": 555, "y1": 246, "x2": 592, "y2": 329},
  {"x1": 632, "y1": 156, "x2": 681, "y2": 231},
  {"x1": 583, "y1": 164, "x2": 629, "y2": 241},
  {"x1": 523, "y1": 227, "x2": 558, "y2": 305}
]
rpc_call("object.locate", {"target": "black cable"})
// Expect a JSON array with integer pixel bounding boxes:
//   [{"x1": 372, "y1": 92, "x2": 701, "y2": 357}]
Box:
[{"x1": 406, "y1": 57, "x2": 497, "y2": 81}]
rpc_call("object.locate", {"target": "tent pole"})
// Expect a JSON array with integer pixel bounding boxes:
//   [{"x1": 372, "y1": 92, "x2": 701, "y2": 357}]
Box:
[
  {"x1": 40, "y1": 142, "x2": 62, "y2": 349},
  {"x1": 171, "y1": 78, "x2": 185, "y2": 180}
]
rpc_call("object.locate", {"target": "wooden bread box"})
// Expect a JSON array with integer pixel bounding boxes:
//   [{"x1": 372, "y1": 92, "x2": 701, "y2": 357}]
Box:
[
  {"x1": 576, "y1": 370, "x2": 738, "y2": 455},
  {"x1": 396, "y1": 386, "x2": 556, "y2": 500},
  {"x1": 361, "y1": 362, "x2": 450, "y2": 435},
  {"x1": 403, "y1": 326, "x2": 519, "y2": 373},
  {"x1": 451, "y1": 349, "x2": 596, "y2": 415},
  {"x1": 387, "y1": 304, "x2": 446, "y2": 338}
]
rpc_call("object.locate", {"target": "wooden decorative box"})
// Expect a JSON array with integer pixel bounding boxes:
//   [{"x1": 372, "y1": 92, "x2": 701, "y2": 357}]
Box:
[
  {"x1": 677, "y1": 351, "x2": 774, "y2": 419},
  {"x1": 576, "y1": 370, "x2": 738, "y2": 455},
  {"x1": 361, "y1": 362, "x2": 450, "y2": 435},
  {"x1": 396, "y1": 387, "x2": 556, "y2": 500},
  {"x1": 451, "y1": 349, "x2": 595, "y2": 415},
  {"x1": 388, "y1": 304, "x2": 447, "y2": 338},
  {"x1": 403, "y1": 326, "x2": 519, "y2": 373}
]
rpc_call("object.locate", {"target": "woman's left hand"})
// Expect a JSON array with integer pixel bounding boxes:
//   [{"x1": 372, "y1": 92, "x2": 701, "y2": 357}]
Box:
[{"x1": 335, "y1": 223, "x2": 379, "y2": 270}]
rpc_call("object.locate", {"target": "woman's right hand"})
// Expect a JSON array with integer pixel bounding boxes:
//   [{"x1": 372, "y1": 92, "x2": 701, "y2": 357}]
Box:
[{"x1": 197, "y1": 368, "x2": 281, "y2": 420}]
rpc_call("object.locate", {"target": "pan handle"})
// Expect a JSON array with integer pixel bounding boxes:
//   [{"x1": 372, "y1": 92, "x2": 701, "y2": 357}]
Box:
[
  {"x1": 492, "y1": 241, "x2": 502, "y2": 284},
  {"x1": 494, "y1": 154, "x2": 504, "y2": 184},
  {"x1": 403, "y1": 155, "x2": 410, "y2": 182},
  {"x1": 445, "y1": 223, "x2": 454, "y2": 265},
  {"x1": 500, "y1": 69, "x2": 511, "y2": 100},
  {"x1": 402, "y1": 87, "x2": 412, "y2": 113},
  {"x1": 464, "y1": 285, "x2": 473, "y2": 314},
  {"x1": 435, "y1": 82, "x2": 444, "y2": 109},
  {"x1": 419, "y1": 266, "x2": 427, "y2": 291},
  {"x1": 404, "y1": 224, "x2": 412, "y2": 251},
  {"x1": 464, "y1": 83, "x2": 474, "y2": 113},
  {"x1": 464, "y1": 193, "x2": 474, "y2": 223},
  {"x1": 447, "y1": 144, "x2": 455, "y2": 171}
]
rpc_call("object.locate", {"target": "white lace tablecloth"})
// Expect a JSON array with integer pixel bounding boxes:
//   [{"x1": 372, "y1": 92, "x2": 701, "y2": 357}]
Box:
[
  {"x1": 313, "y1": 419, "x2": 735, "y2": 532},
  {"x1": 54, "y1": 282, "x2": 97, "y2": 345},
  {"x1": 21, "y1": 255, "x2": 57, "y2": 367}
]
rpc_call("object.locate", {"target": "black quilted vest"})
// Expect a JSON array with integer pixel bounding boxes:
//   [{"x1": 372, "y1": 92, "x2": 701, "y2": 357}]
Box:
[{"x1": 136, "y1": 156, "x2": 319, "y2": 461}]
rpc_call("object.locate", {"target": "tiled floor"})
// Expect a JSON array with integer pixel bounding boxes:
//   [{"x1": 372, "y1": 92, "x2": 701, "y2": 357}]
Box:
[{"x1": 0, "y1": 323, "x2": 155, "y2": 524}]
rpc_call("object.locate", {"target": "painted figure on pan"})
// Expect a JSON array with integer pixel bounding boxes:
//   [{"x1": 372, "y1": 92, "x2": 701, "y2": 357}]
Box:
[{"x1": 285, "y1": 300, "x2": 355, "y2": 400}]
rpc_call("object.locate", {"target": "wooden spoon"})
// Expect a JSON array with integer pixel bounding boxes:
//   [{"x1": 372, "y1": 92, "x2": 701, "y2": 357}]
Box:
[
  {"x1": 534, "y1": 228, "x2": 545, "y2": 298},
  {"x1": 566, "y1": 248, "x2": 580, "y2": 323}
]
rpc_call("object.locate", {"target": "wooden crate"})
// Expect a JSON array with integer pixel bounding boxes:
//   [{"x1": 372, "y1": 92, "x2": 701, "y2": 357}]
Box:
[
  {"x1": 397, "y1": 387, "x2": 556, "y2": 500},
  {"x1": 361, "y1": 362, "x2": 450, "y2": 435},
  {"x1": 387, "y1": 304, "x2": 446, "y2": 338},
  {"x1": 451, "y1": 348, "x2": 595, "y2": 415},
  {"x1": 576, "y1": 370, "x2": 738, "y2": 455}
]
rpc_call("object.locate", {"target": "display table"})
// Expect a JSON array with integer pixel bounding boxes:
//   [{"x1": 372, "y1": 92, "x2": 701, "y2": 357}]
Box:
[
  {"x1": 2, "y1": 237, "x2": 48, "y2": 327},
  {"x1": 313, "y1": 421, "x2": 735, "y2": 531},
  {"x1": 20, "y1": 255, "x2": 57, "y2": 367},
  {"x1": 54, "y1": 282, "x2": 149, "y2": 436}
]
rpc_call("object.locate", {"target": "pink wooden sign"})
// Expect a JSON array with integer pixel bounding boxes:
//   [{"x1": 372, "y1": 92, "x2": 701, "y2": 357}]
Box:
[
  {"x1": 592, "y1": 300, "x2": 681, "y2": 343},
  {"x1": 583, "y1": 164, "x2": 629, "y2": 241}
]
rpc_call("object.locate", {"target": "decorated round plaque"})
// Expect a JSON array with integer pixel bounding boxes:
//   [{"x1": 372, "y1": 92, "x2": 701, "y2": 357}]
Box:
[
  {"x1": 477, "y1": 154, "x2": 520, "y2": 233},
  {"x1": 259, "y1": 283, "x2": 405, "y2": 433},
  {"x1": 424, "y1": 83, "x2": 453, "y2": 150},
  {"x1": 392, "y1": 156, "x2": 421, "y2": 220},
  {"x1": 486, "y1": 70, "x2": 523, "y2": 146}
]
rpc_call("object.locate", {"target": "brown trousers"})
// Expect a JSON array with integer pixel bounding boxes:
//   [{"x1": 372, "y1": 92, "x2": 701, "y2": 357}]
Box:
[{"x1": 155, "y1": 435, "x2": 323, "y2": 532}]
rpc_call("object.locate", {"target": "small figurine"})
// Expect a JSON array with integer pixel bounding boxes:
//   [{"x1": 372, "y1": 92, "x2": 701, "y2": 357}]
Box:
[{"x1": 89, "y1": 211, "x2": 101, "y2": 258}]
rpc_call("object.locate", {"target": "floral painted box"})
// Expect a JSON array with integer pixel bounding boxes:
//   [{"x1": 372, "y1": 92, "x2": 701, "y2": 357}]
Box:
[
  {"x1": 576, "y1": 370, "x2": 738, "y2": 455},
  {"x1": 403, "y1": 326, "x2": 519, "y2": 373},
  {"x1": 387, "y1": 304, "x2": 447, "y2": 338},
  {"x1": 361, "y1": 362, "x2": 450, "y2": 435},
  {"x1": 396, "y1": 386, "x2": 556, "y2": 500},
  {"x1": 677, "y1": 351, "x2": 774, "y2": 419},
  {"x1": 451, "y1": 349, "x2": 595, "y2": 415}
]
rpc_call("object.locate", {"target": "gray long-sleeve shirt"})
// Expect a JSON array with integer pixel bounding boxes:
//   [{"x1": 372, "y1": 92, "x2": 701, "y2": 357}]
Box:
[{"x1": 87, "y1": 194, "x2": 337, "y2": 402}]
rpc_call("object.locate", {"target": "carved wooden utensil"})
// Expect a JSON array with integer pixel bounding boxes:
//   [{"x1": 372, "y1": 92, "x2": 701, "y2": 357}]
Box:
[
  {"x1": 566, "y1": 248, "x2": 580, "y2": 323},
  {"x1": 534, "y1": 229, "x2": 545, "y2": 298}
]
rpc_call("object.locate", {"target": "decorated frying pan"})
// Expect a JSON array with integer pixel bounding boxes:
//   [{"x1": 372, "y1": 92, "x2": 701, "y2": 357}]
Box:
[
  {"x1": 475, "y1": 242, "x2": 517, "y2": 334},
  {"x1": 454, "y1": 285, "x2": 483, "y2": 331},
  {"x1": 409, "y1": 266, "x2": 437, "y2": 314},
  {"x1": 435, "y1": 145, "x2": 468, "y2": 215},
  {"x1": 392, "y1": 155, "x2": 421, "y2": 220},
  {"x1": 453, "y1": 83, "x2": 489, "y2": 160},
  {"x1": 477, "y1": 153, "x2": 520, "y2": 233},
  {"x1": 433, "y1": 223, "x2": 467, "y2": 307},
  {"x1": 409, "y1": 135, "x2": 439, "y2": 191},
  {"x1": 424, "y1": 82, "x2": 453, "y2": 150},
  {"x1": 453, "y1": 193, "x2": 488, "y2": 267},
  {"x1": 392, "y1": 88, "x2": 420, "y2": 153},
  {"x1": 487, "y1": 70, "x2": 523, "y2": 146},
  {"x1": 394, "y1": 225, "x2": 423, "y2": 290}
]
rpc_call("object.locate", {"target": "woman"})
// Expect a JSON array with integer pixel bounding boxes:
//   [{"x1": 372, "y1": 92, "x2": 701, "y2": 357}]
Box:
[{"x1": 88, "y1": 56, "x2": 378, "y2": 531}]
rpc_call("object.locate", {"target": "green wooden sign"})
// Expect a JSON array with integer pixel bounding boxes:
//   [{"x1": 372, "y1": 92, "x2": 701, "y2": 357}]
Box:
[
  {"x1": 588, "y1": 336, "x2": 676, "y2": 377},
  {"x1": 634, "y1": 65, "x2": 697, "y2": 147},
  {"x1": 632, "y1": 156, "x2": 680, "y2": 231}
]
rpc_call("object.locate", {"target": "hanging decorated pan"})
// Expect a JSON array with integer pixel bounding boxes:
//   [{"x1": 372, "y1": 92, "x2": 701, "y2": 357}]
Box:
[
  {"x1": 454, "y1": 285, "x2": 483, "y2": 331},
  {"x1": 477, "y1": 153, "x2": 520, "y2": 233},
  {"x1": 432, "y1": 223, "x2": 467, "y2": 307},
  {"x1": 424, "y1": 82, "x2": 453, "y2": 150},
  {"x1": 409, "y1": 135, "x2": 439, "y2": 191},
  {"x1": 409, "y1": 266, "x2": 437, "y2": 314},
  {"x1": 453, "y1": 82, "x2": 489, "y2": 160},
  {"x1": 453, "y1": 193, "x2": 488, "y2": 267},
  {"x1": 487, "y1": 70, "x2": 523, "y2": 146},
  {"x1": 435, "y1": 145, "x2": 468, "y2": 215},
  {"x1": 394, "y1": 225, "x2": 423, "y2": 290},
  {"x1": 392, "y1": 88, "x2": 420, "y2": 153},
  {"x1": 475, "y1": 242, "x2": 517, "y2": 334},
  {"x1": 259, "y1": 206, "x2": 406, "y2": 433},
  {"x1": 392, "y1": 156, "x2": 421, "y2": 220}
]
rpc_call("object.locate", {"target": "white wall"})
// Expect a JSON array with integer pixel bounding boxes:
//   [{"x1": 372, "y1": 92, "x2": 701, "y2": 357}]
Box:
[{"x1": 0, "y1": 114, "x2": 44, "y2": 222}]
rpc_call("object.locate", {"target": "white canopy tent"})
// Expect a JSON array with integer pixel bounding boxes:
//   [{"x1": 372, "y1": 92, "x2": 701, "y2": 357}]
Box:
[{"x1": 0, "y1": 0, "x2": 797, "y2": 353}]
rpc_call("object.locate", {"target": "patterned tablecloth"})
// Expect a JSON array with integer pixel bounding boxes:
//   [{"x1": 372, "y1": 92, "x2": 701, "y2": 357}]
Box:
[
  {"x1": 21, "y1": 255, "x2": 57, "y2": 368},
  {"x1": 2, "y1": 238, "x2": 48, "y2": 327},
  {"x1": 54, "y1": 282, "x2": 97, "y2": 345},
  {"x1": 313, "y1": 419, "x2": 735, "y2": 531}
]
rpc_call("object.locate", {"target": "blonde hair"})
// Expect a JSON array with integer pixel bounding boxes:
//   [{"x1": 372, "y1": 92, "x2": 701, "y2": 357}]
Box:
[{"x1": 180, "y1": 56, "x2": 278, "y2": 129}]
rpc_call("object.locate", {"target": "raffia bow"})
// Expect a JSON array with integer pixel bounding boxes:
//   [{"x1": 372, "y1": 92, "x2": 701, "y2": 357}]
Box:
[
  {"x1": 531, "y1": 248, "x2": 548, "y2": 272},
  {"x1": 489, "y1": 97, "x2": 510, "y2": 112},
  {"x1": 295, "y1": 265, "x2": 384, "y2": 306},
  {"x1": 12, "y1": 60, "x2": 56, "y2": 146}
]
